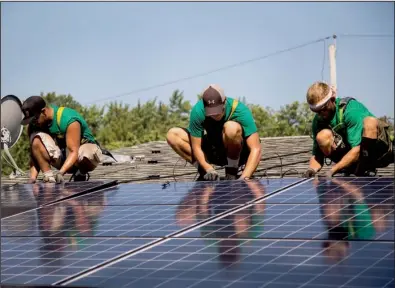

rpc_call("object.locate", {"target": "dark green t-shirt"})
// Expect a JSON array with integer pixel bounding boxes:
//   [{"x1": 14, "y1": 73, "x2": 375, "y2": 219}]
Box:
[
  {"x1": 49, "y1": 104, "x2": 97, "y2": 145},
  {"x1": 311, "y1": 98, "x2": 375, "y2": 155},
  {"x1": 187, "y1": 97, "x2": 258, "y2": 139}
]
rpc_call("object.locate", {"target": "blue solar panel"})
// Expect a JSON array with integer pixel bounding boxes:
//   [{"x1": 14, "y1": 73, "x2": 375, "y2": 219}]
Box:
[
  {"x1": 1, "y1": 176, "x2": 393, "y2": 288},
  {"x1": 71, "y1": 178, "x2": 300, "y2": 205},
  {"x1": 1, "y1": 180, "x2": 117, "y2": 218},
  {"x1": 1, "y1": 236, "x2": 156, "y2": 286},
  {"x1": 266, "y1": 177, "x2": 394, "y2": 204},
  {"x1": 66, "y1": 238, "x2": 394, "y2": 288}
]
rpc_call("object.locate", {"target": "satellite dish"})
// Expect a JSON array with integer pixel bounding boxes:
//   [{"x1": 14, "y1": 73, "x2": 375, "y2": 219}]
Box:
[
  {"x1": 1, "y1": 95, "x2": 24, "y2": 149},
  {"x1": 1, "y1": 95, "x2": 26, "y2": 177}
]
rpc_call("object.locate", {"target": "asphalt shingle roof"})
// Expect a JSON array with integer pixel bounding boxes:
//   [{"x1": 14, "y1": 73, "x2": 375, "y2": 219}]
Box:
[{"x1": 1, "y1": 136, "x2": 393, "y2": 185}]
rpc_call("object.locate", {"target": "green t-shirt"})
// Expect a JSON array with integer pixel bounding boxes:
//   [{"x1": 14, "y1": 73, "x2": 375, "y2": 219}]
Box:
[
  {"x1": 311, "y1": 98, "x2": 375, "y2": 155},
  {"x1": 49, "y1": 104, "x2": 97, "y2": 145},
  {"x1": 187, "y1": 97, "x2": 258, "y2": 139}
]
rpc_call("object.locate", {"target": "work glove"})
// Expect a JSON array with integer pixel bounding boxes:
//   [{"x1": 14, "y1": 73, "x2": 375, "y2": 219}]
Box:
[
  {"x1": 204, "y1": 168, "x2": 219, "y2": 181},
  {"x1": 302, "y1": 168, "x2": 316, "y2": 178},
  {"x1": 325, "y1": 169, "x2": 334, "y2": 180},
  {"x1": 43, "y1": 172, "x2": 65, "y2": 184}
]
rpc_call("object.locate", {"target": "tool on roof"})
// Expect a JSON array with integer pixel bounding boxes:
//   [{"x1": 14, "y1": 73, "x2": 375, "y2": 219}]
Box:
[{"x1": 1, "y1": 95, "x2": 26, "y2": 178}]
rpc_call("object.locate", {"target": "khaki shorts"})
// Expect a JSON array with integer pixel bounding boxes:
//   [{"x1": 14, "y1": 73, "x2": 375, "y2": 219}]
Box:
[{"x1": 30, "y1": 132, "x2": 102, "y2": 171}]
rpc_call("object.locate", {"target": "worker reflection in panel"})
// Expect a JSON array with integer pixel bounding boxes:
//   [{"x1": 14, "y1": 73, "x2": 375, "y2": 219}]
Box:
[
  {"x1": 176, "y1": 179, "x2": 266, "y2": 266},
  {"x1": 315, "y1": 178, "x2": 392, "y2": 262},
  {"x1": 32, "y1": 183, "x2": 106, "y2": 253}
]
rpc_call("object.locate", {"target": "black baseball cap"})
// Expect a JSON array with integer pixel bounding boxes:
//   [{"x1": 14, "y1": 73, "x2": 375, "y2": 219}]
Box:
[
  {"x1": 21, "y1": 96, "x2": 46, "y2": 125},
  {"x1": 202, "y1": 84, "x2": 226, "y2": 116}
]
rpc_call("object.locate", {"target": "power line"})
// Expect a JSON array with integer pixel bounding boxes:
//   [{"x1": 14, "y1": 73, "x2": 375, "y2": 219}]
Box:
[
  {"x1": 83, "y1": 33, "x2": 392, "y2": 106},
  {"x1": 85, "y1": 35, "x2": 332, "y2": 106},
  {"x1": 338, "y1": 33, "x2": 394, "y2": 38}
]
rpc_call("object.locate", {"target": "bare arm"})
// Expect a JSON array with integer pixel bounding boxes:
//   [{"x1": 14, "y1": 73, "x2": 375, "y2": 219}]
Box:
[
  {"x1": 190, "y1": 136, "x2": 213, "y2": 172},
  {"x1": 27, "y1": 124, "x2": 39, "y2": 181},
  {"x1": 59, "y1": 121, "x2": 81, "y2": 175},
  {"x1": 309, "y1": 154, "x2": 324, "y2": 172},
  {"x1": 29, "y1": 159, "x2": 39, "y2": 180},
  {"x1": 240, "y1": 132, "x2": 262, "y2": 179},
  {"x1": 330, "y1": 146, "x2": 360, "y2": 175}
]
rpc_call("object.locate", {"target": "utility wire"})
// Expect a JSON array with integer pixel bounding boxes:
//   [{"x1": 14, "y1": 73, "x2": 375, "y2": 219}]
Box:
[
  {"x1": 338, "y1": 33, "x2": 394, "y2": 38},
  {"x1": 81, "y1": 33, "x2": 390, "y2": 106},
  {"x1": 85, "y1": 35, "x2": 332, "y2": 106}
]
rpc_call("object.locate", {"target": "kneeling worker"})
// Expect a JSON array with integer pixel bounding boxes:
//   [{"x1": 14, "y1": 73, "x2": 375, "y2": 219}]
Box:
[
  {"x1": 167, "y1": 84, "x2": 262, "y2": 181},
  {"x1": 303, "y1": 81, "x2": 393, "y2": 178},
  {"x1": 21, "y1": 96, "x2": 103, "y2": 183}
]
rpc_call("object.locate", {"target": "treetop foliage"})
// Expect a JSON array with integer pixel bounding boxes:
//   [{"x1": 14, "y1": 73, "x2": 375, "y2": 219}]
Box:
[{"x1": 2, "y1": 90, "x2": 393, "y2": 176}]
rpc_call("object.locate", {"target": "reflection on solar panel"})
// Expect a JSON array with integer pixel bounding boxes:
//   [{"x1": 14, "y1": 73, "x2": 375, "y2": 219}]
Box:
[
  {"x1": 1, "y1": 237, "x2": 155, "y2": 285},
  {"x1": 1, "y1": 180, "x2": 117, "y2": 218},
  {"x1": 1, "y1": 177, "x2": 394, "y2": 288},
  {"x1": 69, "y1": 239, "x2": 394, "y2": 288},
  {"x1": 75, "y1": 178, "x2": 298, "y2": 205}
]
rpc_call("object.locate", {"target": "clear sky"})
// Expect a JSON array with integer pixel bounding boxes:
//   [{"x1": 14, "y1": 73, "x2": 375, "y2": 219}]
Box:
[{"x1": 1, "y1": 2, "x2": 394, "y2": 117}]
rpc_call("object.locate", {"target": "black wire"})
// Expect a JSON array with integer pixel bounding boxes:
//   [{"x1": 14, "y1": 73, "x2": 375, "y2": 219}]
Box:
[
  {"x1": 338, "y1": 33, "x2": 394, "y2": 38},
  {"x1": 84, "y1": 36, "x2": 331, "y2": 106}
]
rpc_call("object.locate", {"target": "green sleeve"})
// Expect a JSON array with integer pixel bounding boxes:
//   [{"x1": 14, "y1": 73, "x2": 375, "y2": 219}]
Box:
[
  {"x1": 344, "y1": 106, "x2": 365, "y2": 148},
  {"x1": 187, "y1": 105, "x2": 205, "y2": 138},
  {"x1": 233, "y1": 103, "x2": 258, "y2": 137},
  {"x1": 60, "y1": 109, "x2": 81, "y2": 134}
]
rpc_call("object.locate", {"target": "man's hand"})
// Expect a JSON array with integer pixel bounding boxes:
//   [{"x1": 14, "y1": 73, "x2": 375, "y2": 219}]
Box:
[
  {"x1": 204, "y1": 168, "x2": 219, "y2": 181},
  {"x1": 42, "y1": 171, "x2": 65, "y2": 183},
  {"x1": 331, "y1": 146, "x2": 360, "y2": 175},
  {"x1": 325, "y1": 169, "x2": 334, "y2": 180},
  {"x1": 302, "y1": 168, "x2": 317, "y2": 178},
  {"x1": 55, "y1": 172, "x2": 65, "y2": 183},
  {"x1": 59, "y1": 121, "x2": 81, "y2": 175}
]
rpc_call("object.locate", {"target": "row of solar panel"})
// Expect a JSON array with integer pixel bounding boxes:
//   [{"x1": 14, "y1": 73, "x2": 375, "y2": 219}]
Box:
[{"x1": 1, "y1": 177, "x2": 394, "y2": 287}]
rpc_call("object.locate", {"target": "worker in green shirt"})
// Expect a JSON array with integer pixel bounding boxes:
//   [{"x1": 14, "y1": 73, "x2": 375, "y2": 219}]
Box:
[
  {"x1": 166, "y1": 84, "x2": 262, "y2": 181},
  {"x1": 21, "y1": 96, "x2": 103, "y2": 183},
  {"x1": 303, "y1": 81, "x2": 394, "y2": 178}
]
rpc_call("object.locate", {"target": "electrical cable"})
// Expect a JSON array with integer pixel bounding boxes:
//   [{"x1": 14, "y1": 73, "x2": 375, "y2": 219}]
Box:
[{"x1": 84, "y1": 36, "x2": 332, "y2": 106}]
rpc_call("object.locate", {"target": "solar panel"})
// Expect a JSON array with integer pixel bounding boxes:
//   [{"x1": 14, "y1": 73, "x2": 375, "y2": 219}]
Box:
[
  {"x1": 72, "y1": 178, "x2": 300, "y2": 205},
  {"x1": 1, "y1": 180, "x2": 117, "y2": 210},
  {"x1": 64, "y1": 238, "x2": 394, "y2": 288},
  {"x1": 1, "y1": 176, "x2": 393, "y2": 287},
  {"x1": 1, "y1": 236, "x2": 156, "y2": 286},
  {"x1": 1, "y1": 179, "x2": 303, "y2": 238},
  {"x1": 181, "y1": 202, "x2": 394, "y2": 241},
  {"x1": 266, "y1": 177, "x2": 394, "y2": 204}
]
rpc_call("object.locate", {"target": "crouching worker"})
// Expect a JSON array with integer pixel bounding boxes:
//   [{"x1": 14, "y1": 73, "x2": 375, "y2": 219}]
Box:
[
  {"x1": 166, "y1": 84, "x2": 262, "y2": 181},
  {"x1": 21, "y1": 96, "x2": 102, "y2": 183},
  {"x1": 303, "y1": 82, "x2": 394, "y2": 178}
]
